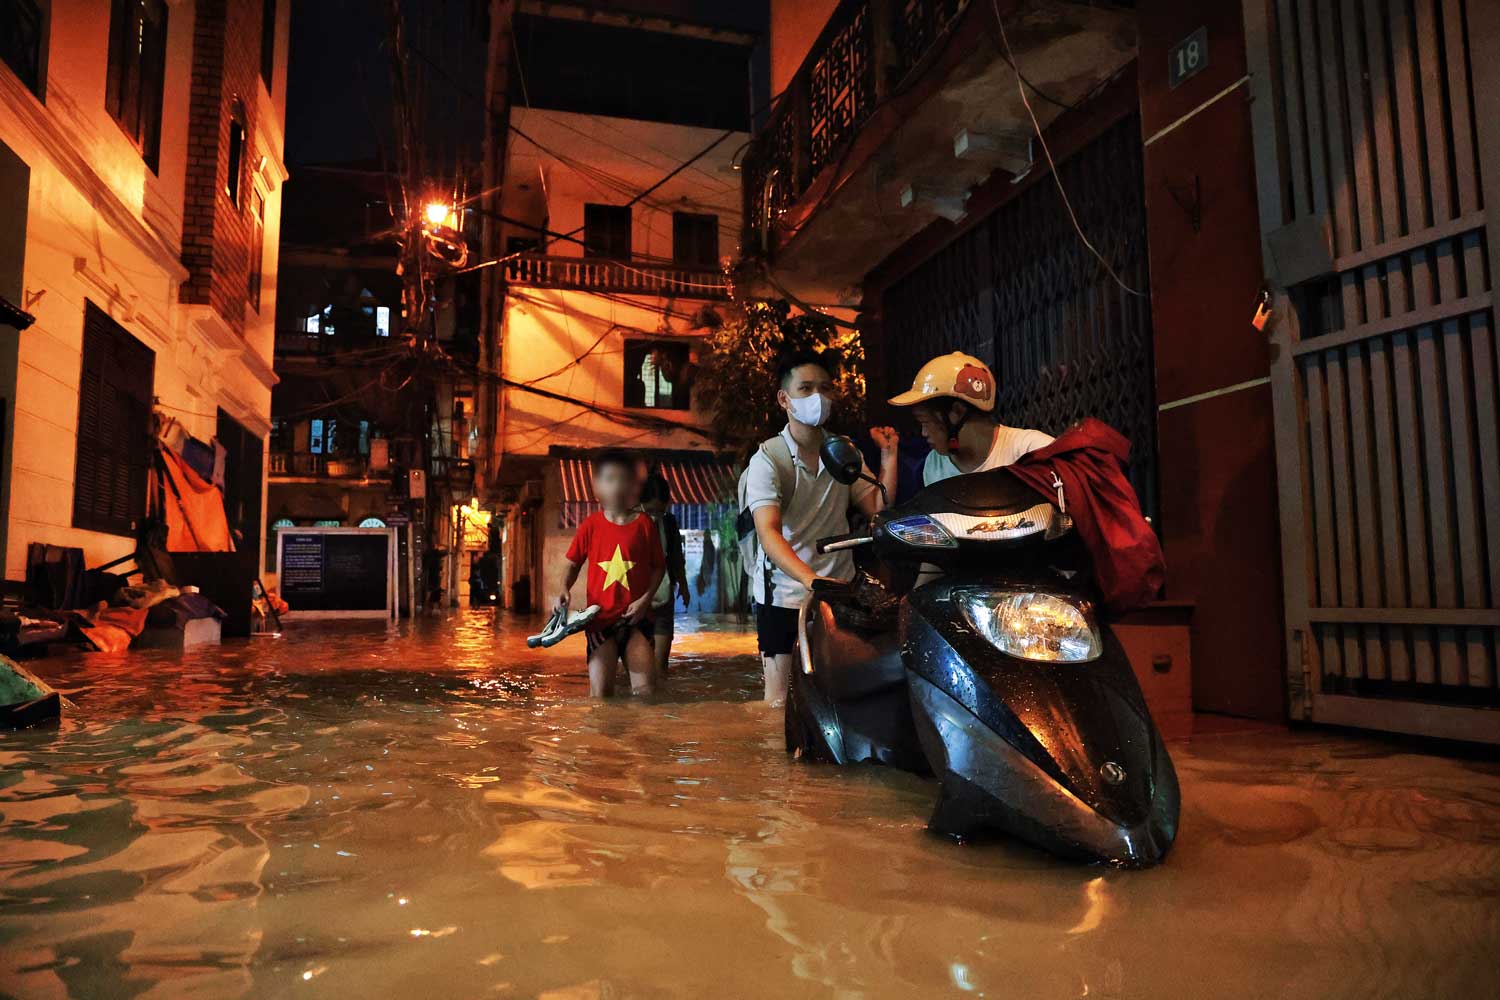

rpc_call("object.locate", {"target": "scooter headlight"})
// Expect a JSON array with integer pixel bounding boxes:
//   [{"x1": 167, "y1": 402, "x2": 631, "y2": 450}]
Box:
[
  {"x1": 958, "y1": 590, "x2": 1102, "y2": 662},
  {"x1": 884, "y1": 515, "x2": 958, "y2": 549}
]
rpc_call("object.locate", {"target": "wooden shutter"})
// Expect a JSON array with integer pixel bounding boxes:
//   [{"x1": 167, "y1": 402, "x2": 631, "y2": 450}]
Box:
[
  {"x1": 584, "y1": 204, "x2": 631, "y2": 260},
  {"x1": 73, "y1": 302, "x2": 154, "y2": 536},
  {"x1": 104, "y1": 0, "x2": 168, "y2": 168},
  {"x1": 673, "y1": 212, "x2": 719, "y2": 268}
]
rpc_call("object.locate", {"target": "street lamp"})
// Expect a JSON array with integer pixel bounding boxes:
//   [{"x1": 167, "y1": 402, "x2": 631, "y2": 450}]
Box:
[
  {"x1": 418, "y1": 200, "x2": 467, "y2": 268},
  {"x1": 423, "y1": 201, "x2": 458, "y2": 230}
]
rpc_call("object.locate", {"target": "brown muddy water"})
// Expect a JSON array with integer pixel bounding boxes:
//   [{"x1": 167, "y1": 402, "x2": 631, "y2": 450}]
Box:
[{"x1": 2, "y1": 611, "x2": 1499, "y2": 999}]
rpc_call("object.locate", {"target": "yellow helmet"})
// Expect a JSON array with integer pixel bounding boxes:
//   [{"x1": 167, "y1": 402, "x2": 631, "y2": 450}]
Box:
[{"x1": 887, "y1": 352, "x2": 996, "y2": 413}]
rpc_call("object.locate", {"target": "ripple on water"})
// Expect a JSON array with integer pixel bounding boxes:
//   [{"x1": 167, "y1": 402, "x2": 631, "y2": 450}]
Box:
[{"x1": 3, "y1": 611, "x2": 1500, "y2": 999}]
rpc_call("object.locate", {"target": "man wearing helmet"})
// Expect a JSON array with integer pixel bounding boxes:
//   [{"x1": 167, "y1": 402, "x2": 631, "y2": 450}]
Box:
[{"x1": 888, "y1": 352, "x2": 1054, "y2": 485}]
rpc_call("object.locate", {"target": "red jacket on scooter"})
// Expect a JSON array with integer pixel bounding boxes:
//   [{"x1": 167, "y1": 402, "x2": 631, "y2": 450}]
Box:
[{"x1": 1006, "y1": 419, "x2": 1165, "y2": 615}]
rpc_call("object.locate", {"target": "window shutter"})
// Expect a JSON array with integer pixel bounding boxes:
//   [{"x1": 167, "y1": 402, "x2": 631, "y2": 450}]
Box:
[
  {"x1": 73, "y1": 303, "x2": 155, "y2": 536},
  {"x1": 672, "y1": 212, "x2": 718, "y2": 268}
]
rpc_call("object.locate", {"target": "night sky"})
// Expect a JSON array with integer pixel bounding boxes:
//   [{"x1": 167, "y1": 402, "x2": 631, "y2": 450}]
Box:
[{"x1": 283, "y1": 0, "x2": 769, "y2": 170}]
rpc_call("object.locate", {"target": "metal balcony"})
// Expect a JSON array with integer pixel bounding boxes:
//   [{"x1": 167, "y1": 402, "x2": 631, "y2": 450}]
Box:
[
  {"x1": 503, "y1": 254, "x2": 729, "y2": 299},
  {"x1": 269, "y1": 452, "x2": 386, "y2": 480},
  {"x1": 739, "y1": 0, "x2": 1137, "y2": 303}
]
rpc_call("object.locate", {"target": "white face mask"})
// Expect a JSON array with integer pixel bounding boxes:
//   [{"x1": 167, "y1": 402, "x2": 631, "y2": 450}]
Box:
[{"x1": 786, "y1": 391, "x2": 833, "y2": 427}]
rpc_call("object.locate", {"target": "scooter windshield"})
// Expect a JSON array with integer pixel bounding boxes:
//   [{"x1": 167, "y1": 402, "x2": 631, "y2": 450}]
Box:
[{"x1": 882, "y1": 469, "x2": 1067, "y2": 548}]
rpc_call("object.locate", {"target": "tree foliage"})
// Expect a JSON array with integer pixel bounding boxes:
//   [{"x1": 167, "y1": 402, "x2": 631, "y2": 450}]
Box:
[{"x1": 696, "y1": 300, "x2": 866, "y2": 459}]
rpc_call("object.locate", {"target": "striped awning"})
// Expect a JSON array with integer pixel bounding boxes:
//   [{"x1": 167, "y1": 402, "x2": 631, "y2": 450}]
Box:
[{"x1": 557, "y1": 456, "x2": 737, "y2": 506}]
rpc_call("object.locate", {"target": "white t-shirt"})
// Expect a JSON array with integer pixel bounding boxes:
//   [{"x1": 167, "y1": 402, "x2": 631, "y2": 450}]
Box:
[
  {"x1": 744, "y1": 425, "x2": 876, "y2": 609},
  {"x1": 922, "y1": 424, "x2": 1055, "y2": 486}
]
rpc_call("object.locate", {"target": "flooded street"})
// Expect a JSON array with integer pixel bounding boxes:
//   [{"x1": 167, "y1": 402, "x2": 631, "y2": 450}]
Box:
[{"x1": 1, "y1": 611, "x2": 1498, "y2": 999}]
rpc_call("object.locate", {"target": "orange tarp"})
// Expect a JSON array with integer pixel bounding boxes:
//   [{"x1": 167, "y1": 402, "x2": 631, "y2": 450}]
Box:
[
  {"x1": 76, "y1": 603, "x2": 149, "y2": 653},
  {"x1": 153, "y1": 446, "x2": 236, "y2": 553}
]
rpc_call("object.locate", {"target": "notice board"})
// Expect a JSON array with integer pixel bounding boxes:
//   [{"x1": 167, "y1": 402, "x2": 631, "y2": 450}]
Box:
[{"x1": 276, "y1": 527, "x2": 396, "y2": 618}]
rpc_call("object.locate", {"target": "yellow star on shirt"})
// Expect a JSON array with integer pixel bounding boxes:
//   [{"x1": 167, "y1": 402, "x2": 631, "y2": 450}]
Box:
[{"x1": 597, "y1": 544, "x2": 635, "y2": 593}]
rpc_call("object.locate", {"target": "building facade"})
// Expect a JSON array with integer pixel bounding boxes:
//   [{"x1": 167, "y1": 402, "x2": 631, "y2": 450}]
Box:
[
  {"x1": 266, "y1": 162, "x2": 482, "y2": 605},
  {"x1": 0, "y1": 0, "x2": 288, "y2": 582},
  {"x1": 741, "y1": 0, "x2": 1500, "y2": 742},
  {"x1": 487, "y1": 6, "x2": 761, "y2": 613}
]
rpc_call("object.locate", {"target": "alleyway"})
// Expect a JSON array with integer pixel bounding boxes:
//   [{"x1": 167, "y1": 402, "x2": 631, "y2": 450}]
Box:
[{"x1": 2, "y1": 614, "x2": 1498, "y2": 999}]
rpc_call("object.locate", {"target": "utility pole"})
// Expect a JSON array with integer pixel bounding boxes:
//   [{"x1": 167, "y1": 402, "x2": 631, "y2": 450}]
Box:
[
  {"x1": 478, "y1": 0, "x2": 517, "y2": 498},
  {"x1": 385, "y1": 0, "x2": 442, "y2": 615}
]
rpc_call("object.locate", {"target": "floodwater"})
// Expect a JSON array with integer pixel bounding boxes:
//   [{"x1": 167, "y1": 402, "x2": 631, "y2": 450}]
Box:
[{"x1": 2, "y1": 612, "x2": 1499, "y2": 999}]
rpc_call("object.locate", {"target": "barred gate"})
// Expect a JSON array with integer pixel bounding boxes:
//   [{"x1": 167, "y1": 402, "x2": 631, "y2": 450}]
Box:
[
  {"x1": 881, "y1": 114, "x2": 1158, "y2": 518},
  {"x1": 1245, "y1": 0, "x2": 1500, "y2": 741}
]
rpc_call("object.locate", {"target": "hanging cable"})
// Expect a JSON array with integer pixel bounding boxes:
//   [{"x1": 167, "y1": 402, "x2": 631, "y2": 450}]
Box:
[{"x1": 991, "y1": 0, "x2": 1145, "y2": 298}]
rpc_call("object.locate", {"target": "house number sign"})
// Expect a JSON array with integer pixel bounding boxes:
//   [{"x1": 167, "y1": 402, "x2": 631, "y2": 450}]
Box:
[{"x1": 1168, "y1": 26, "x2": 1208, "y2": 89}]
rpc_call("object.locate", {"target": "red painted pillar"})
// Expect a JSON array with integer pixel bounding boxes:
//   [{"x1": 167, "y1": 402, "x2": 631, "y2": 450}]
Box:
[{"x1": 1137, "y1": 0, "x2": 1286, "y2": 720}]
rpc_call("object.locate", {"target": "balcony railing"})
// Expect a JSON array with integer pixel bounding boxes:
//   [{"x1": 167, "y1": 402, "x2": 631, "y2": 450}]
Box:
[
  {"x1": 270, "y1": 452, "x2": 386, "y2": 479},
  {"x1": 275, "y1": 332, "x2": 328, "y2": 356},
  {"x1": 274, "y1": 330, "x2": 395, "y2": 357},
  {"x1": 741, "y1": 0, "x2": 969, "y2": 256},
  {"x1": 503, "y1": 254, "x2": 729, "y2": 299}
]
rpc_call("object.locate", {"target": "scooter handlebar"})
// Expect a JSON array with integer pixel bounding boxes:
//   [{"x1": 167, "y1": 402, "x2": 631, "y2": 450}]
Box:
[{"x1": 816, "y1": 531, "x2": 872, "y2": 554}]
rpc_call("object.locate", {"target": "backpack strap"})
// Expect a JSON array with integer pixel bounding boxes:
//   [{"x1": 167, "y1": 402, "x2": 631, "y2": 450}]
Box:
[{"x1": 761, "y1": 434, "x2": 797, "y2": 510}]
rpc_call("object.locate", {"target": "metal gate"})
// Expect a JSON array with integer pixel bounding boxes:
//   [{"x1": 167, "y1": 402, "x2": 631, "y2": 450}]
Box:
[
  {"x1": 1245, "y1": 0, "x2": 1500, "y2": 741},
  {"x1": 881, "y1": 114, "x2": 1158, "y2": 518}
]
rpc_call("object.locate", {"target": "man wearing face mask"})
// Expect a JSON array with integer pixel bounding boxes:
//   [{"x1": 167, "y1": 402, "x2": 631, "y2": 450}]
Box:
[{"x1": 743, "y1": 351, "x2": 899, "y2": 705}]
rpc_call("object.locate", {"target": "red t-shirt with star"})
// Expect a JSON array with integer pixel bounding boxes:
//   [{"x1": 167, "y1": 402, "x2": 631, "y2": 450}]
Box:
[{"x1": 565, "y1": 511, "x2": 665, "y2": 626}]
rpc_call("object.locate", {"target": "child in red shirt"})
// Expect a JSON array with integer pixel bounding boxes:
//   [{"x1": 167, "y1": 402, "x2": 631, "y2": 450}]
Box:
[{"x1": 557, "y1": 450, "x2": 665, "y2": 696}]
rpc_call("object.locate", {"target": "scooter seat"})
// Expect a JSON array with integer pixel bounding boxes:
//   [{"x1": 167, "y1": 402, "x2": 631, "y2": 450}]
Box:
[{"x1": 805, "y1": 597, "x2": 906, "y2": 702}]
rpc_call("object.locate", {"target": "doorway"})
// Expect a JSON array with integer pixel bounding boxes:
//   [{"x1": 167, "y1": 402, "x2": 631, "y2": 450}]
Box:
[
  {"x1": 217, "y1": 409, "x2": 265, "y2": 572},
  {"x1": 0, "y1": 140, "x2": 30, "y2": 578}
]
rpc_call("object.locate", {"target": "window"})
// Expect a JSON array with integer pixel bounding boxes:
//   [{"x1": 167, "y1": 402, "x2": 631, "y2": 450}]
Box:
[
  {"x1": 226, "y1": 109, "x2": 246, "y2": 207},
  {"x1": 260, "y1": 0, "x2": 276, "y2": 88},
  {"x1": 248, "y1": 188, "x2": 265, "y2": 310},
  {"x1": 1, "y1": 0, "x2": 46, "y2": 98},
  {"x1": 506, "y1": 236, "x2": 540, "y2": 256},
  {"x1": 308, "y1": 418, "x2": 340, "y2": 455},
  {"x1": 270, "y1": 418, "x2": 293, "y2": 452},
  {"x1": 583, "y1": 203, "x2": 631, "y2": 260},
  {"x1": 375, "y1": 306, "x2": 390, "y2": 337},
  {"x1": 73, "y1": 302, "x2": 154, "y2": 536},
  {"x1": 672, "y1": 212, "x2": 718, "y2": 268},
  {"x1": 358, "y1": 517, "x2": 386, "y2": 528},
  {"x1": 105, "y1": 0, "x2": 168, "y2": 169},
  {"x1": 302, "y1": 305, "x2": 333, "y2": 334},
  {"x1": 623, "y1": 340, "x2": 691, "y2": 410}
]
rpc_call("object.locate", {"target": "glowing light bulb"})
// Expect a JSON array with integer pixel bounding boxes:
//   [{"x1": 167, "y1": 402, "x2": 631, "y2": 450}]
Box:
[{"x1": 424, "y1": 202, "x2": 453, "y2": 227}]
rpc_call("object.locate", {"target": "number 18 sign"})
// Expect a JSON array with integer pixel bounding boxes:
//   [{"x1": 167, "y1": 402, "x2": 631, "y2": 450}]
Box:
[{"x1": 1168, "y1": 26, "x2": 1208, "y2": 89}]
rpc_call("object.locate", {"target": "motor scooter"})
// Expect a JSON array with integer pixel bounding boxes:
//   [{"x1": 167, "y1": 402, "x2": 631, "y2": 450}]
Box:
[{"x1": 785, "y1": 435, "x2": 1179, "y2": 866}]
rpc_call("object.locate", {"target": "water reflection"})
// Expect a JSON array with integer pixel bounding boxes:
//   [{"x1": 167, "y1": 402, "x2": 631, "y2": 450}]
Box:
[{"x1": 1, "y1": 611, "x2": 1498, "y2": 998}]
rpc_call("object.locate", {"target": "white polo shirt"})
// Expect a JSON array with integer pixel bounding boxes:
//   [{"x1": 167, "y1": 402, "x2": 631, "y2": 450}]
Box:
[
  {"x1": 744, "y1": 425, "x2": 876, "y2": 609},
  {"x1": 922, "y1": 424, "x2": 1055, "y2": 485}
]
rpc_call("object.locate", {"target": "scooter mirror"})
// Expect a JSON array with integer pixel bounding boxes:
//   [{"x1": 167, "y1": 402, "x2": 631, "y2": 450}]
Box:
[{"x1": 820, "y1": 435, "x2": 864, "y2": 486}]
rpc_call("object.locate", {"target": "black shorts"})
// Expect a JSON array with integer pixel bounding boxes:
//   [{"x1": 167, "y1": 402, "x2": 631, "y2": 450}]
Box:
[
  {"x1": 756, "y1": 603, "x2": 800, "y2": 657},
  {"x1": 585, "y1": 617, "x2": 655, "y2": 657}
]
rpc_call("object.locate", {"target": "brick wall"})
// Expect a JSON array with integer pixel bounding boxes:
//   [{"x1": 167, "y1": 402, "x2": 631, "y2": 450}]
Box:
[{"x1": 179, "y1": 0, "x2": 266, "y2": 336}]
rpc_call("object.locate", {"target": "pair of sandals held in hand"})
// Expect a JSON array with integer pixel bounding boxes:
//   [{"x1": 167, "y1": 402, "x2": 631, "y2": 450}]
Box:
[{"x1": 526, "y1": 604, "x2": 601, "y2": 648}]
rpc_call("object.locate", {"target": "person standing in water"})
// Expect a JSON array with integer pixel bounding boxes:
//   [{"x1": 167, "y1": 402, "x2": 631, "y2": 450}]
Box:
[
  {"x1": 743, "y1": 351, "x2": 899, "y2": 706},
  {"x1": 556, "y1": 450, "x2": 665, "y2": 697},
  {"x1": 887, "y1": 352, "x2": 1053, "y2": 485},
  {"x1": 641, "y1": 471, "x2": 690, "y2": 676}
]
